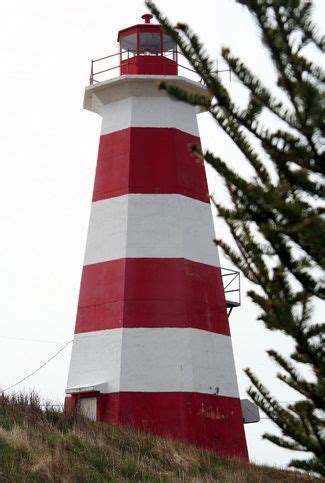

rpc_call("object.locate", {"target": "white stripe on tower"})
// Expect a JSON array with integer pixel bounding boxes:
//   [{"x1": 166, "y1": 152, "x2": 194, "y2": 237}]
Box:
[
  {"x1": 67, "y1": 328, "x2": 239, "y2": 398},
  {"x1": 83, "y1": 194, "x2": 219, "y2": 267},
  {"x1": 100, "y1": 96, "x2": 200, "y2": 136}
]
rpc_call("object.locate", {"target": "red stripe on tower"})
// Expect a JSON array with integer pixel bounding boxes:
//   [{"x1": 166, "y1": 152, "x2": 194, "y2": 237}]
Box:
[
  {"x1": 75, "y1": 259, "x2": 230, "y2": 335},
  {"x1": 66, "y1": 14, "x2": 248, "y2": 460},
  {"x1": 95, "y1": 393, "x2": 245, "y2": 459},
  {"x1": 93, "y1": 128, "x2": 208, "y2": 203}
]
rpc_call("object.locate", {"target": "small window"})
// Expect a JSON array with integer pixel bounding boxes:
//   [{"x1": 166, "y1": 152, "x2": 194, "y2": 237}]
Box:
[
  {"x1": 163, "y1": 34, "x2": 176, "y2": 60},
  {"x1": 139, "y1": 32, "x2": 161, "y2": 54},
  {"x1": 163, "y1": 35, "x2": 175, "y2": 51},
  {"x1": 121, "y1": 34, "x2": 137, "y2": 52}
]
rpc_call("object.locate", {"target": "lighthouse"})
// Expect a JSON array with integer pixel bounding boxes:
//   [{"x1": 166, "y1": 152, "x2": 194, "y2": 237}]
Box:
[{"x1": 65, "y1": 14, "x2": 250, "y2": 459}]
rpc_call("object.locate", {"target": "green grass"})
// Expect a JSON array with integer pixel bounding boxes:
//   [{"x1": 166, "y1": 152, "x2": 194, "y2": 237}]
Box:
[{"x1": 0, "y1": 393, "x2": 316, "y2": 482}]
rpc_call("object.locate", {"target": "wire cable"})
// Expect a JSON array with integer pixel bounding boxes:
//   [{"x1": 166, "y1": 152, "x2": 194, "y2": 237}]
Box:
[
  {"x1": 0, "y1": 340, "x2": 313, "y2": 410},
  {"x1": 1, "y1": 340, "x2": 72, "y2": 394}
]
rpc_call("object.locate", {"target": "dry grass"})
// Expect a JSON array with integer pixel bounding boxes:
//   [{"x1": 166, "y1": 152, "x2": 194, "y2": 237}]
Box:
[{"x1": 0, "y1": 393, "x2": 317, "y2": 482}]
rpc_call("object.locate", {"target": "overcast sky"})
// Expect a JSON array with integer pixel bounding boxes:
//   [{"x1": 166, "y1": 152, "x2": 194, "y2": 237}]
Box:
[{"x1": 0, "y1": 0, "x2": 323, "y2": 469}]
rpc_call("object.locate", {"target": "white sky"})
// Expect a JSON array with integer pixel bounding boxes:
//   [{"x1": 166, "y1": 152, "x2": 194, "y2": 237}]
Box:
[{"x1": 0, "y1": 0, "x2": 323, "y2": 469}]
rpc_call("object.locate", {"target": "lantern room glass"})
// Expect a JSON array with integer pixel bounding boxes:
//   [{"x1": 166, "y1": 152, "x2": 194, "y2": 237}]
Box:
[
  {"x1": 120, "y1": 31, "x2": 177, "y2": 59},
  {"x1": 139, "y1": 32, "x2": 161, "y2": 54},
  {"x1": 121, "y1": 34, "x2": 137, "y2": 58},
  {"x1": 121, "y1": 34, "x2": 137, "y2": 51},
  {"x1": 163, "y1": 34, "x2": 176, "y2": 60}
]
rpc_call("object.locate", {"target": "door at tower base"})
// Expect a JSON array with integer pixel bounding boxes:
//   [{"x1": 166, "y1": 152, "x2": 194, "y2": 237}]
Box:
[
  {"x1": 66, "y1": 392, "x2": 247, "y2": 459},
  {"x1": 77, "y1": 397, "x2": 97, "y2": 421}
]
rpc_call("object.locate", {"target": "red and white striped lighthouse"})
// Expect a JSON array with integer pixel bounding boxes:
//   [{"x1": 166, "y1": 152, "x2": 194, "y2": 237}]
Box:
[{"x1": 66, "y1": 14, "x2": 249, "y2": 459}]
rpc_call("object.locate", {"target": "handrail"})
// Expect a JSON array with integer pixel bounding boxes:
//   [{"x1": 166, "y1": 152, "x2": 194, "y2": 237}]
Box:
[
  {"x1": 89, "y1": 49, "x2": 202, "y2": 85},
  {"x1": 88, "y1": 48, "x2": 231, "y2": 85}
]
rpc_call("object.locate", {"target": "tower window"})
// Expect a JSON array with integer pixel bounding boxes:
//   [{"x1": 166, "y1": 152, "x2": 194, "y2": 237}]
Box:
[
  {"x1": 163, "y1": 34, "x2": 176, "y2": 60},
  {"x1": 139, "y1": 32, "x2": 161, "y2": 54},
  {"x1": 121, "y1": 34, "x2": 137, "y2": 52}
]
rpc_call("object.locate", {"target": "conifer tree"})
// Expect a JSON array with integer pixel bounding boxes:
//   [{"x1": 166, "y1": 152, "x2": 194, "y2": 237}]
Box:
[{"x1": 146, "y1": 0, "x2": 325, "y2": 475}]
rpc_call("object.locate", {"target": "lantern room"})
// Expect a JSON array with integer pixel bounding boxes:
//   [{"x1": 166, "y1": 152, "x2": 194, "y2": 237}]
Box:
[{"x1": 118, "y1": 14, "x2": 178, "y2": 75}]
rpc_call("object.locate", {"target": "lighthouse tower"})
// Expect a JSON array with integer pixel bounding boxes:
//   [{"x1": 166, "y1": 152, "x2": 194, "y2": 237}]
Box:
[{"x1": 66, "y1": 15, "x2": 248, "y2": 459}]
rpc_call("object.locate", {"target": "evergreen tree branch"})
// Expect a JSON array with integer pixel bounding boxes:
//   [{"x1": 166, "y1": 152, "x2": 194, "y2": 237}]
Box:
[{"x1": 147, "y1": 0, "x2": 325, "y2": 475}]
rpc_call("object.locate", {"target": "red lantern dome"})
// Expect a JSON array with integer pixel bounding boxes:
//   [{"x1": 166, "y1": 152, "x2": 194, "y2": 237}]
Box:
[{"x1": 117, "y1": 14, "x2": 178, "y2": 75}]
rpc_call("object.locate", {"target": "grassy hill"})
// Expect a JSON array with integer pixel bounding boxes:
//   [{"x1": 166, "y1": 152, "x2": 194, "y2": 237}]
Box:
[{"x1": 0, "y1": 394, "x2": 315, "y2": 482}]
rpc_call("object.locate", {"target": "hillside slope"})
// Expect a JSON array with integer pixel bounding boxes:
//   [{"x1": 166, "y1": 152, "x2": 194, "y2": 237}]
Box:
[{"x1": 0, "y1": 394, "x2": 315, "y2": 482}]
